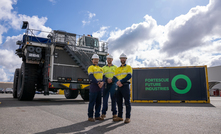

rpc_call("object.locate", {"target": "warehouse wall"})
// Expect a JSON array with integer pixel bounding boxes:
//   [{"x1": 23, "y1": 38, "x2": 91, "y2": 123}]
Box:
[
  {"x1": 208, "y1": 66, "x2": 221, "y2": 96},
  {"x1": 208, "y1": 66, "x2": 221, "y2": 89},
  {"x1": 0, "y1": 82, "x2": 13, "y2": 89}
]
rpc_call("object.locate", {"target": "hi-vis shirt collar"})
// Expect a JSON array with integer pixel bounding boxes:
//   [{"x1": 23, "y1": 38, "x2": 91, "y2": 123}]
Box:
[
  {"x1": 120, "y1": 64, "x2": 127, "y2": 67},
  {"x1": 106, "y1": 64, "x2": 114, "y2": 67}
]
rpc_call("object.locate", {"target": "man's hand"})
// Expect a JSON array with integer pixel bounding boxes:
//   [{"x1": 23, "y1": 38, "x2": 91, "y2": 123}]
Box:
[
  {"x1": 98, "y1": 81, "x2": 104, "y2": 88},
  {"x1": 116, "y1": 81, "x2": 122, "y2": 87},
  {"x1": 119, "y1": 83, "x2": 123, "y2": 87},
  {"x1": 107, "y1": 78, "x2": 112, "y2": 84}
]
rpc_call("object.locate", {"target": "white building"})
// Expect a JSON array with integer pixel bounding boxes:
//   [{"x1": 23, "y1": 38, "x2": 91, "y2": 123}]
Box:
[{"x1": 208, "y1": 65, "x2": 221, "y2": 96}]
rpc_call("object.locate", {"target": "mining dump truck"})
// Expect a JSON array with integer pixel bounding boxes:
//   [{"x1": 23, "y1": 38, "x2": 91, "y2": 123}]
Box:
[{"x1": 13, "y1": 21, "x2": 108, "y2": 101}]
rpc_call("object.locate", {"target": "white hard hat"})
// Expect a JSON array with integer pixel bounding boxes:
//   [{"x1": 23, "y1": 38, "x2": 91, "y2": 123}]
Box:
[
  {"x1": 106, "y1": 54, "x2": 113, "y2": 59},
  {"x1": 91, "y1": 54, "x2": 99, "y2": 59},
  {"x1": 119, "y1": 53, "x2": 127, "y2": 59}
]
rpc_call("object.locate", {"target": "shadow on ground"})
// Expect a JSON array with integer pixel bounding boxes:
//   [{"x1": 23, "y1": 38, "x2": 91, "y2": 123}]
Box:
[{"x1": 35, "y1": 118, "x2": 125, "y2": 134}]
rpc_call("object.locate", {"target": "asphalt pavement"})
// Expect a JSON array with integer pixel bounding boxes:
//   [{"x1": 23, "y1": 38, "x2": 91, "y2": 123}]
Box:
[{"x1": 0, "y1": 94, "x2": 220, "y2": 134}]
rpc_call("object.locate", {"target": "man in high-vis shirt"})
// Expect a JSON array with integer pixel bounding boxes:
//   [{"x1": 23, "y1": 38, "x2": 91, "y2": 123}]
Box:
[
  {"x1": 87, "y1": 54, "x2": 104, "y2": 122},
  {"x1": 101, "y1": 55, "x2": 118, "y2": 119},
  {"x1": 113, "y1": 53, "x2": 132, "y2": 123}
]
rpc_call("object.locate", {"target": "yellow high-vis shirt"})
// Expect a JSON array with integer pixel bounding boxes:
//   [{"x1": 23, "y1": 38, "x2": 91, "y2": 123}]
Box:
[
  {"x1": 88, "y1": 65, "x2": 103, "y2": 81},
  {"x1": 102, "y1": 65, "x2": 117, "y2": 79},
  {"x1": 114, "y1": 64, "x2": 132, "y2": 82}
]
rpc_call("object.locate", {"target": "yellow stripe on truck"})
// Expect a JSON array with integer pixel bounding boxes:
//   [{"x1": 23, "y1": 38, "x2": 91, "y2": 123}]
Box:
[
  {"x1": 80, "y1": 84, "x2": 90, "y2": 89},
  {"x1": 61, "y1": 83, "x2": 70, "y2": 88}
]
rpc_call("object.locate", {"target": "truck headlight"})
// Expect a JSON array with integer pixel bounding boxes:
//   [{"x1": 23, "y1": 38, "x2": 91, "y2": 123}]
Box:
[
  {"x1": 27, "y1": 46, "x2": 35, "y2": 52},
  {"x1": 35, "y1": 47, "x2": 42, "y2": 53}
]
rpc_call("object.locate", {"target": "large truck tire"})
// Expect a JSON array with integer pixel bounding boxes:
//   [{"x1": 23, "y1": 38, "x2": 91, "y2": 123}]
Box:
[
  {"x1": 64, "y1": 89, "x2": 79, "y2": 99},
  {"x1": 13, "y1": 68, "x2": 20, "y2": 98},
  {"x1": 17, "y1": 62, "x2": 38, "y2": 101},
  {"x1": 80, "y1": 89, "x2": 89, "y2": 101}
]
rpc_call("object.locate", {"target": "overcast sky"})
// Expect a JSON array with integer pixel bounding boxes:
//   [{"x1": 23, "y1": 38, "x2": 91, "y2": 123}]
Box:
[{"x1": 1, "y1": 0, "x2": 221, "y2": 82}]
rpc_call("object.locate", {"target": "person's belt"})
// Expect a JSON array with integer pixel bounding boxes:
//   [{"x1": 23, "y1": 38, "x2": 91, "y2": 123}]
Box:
[
  {"x1": 117, "y1": 83, "x2": 129, "y2": 87},
  {"x1": 122, "y1": 83, "x2": 129, "y2": 85},
  {"x1": 90, "y1": 83, "x2": 98, "y2": 85}
]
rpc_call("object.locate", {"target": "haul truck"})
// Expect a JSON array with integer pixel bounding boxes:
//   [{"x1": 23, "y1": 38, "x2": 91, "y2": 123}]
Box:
[{"x1": 13, "y1": 21, "x2": 108, "y2": 101}]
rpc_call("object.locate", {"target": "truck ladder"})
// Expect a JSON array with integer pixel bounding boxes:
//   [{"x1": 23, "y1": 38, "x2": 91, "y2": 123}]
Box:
[{"x1": 63, "y1": 45, "x2": 93, "y2": 74}]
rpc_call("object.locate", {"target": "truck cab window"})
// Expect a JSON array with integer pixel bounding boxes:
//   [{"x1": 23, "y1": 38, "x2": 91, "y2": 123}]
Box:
[
  {"x1": 94, "y1": 38, "x2": 99, "y2": 48},
  {"x1": 85, "y1": 37, "x2": 98, "y2": 48}
]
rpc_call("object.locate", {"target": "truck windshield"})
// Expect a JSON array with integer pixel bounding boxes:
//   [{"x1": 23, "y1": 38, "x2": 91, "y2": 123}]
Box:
[{"x1": 85, "y1": 37, "x2": 99, "y2": 48}]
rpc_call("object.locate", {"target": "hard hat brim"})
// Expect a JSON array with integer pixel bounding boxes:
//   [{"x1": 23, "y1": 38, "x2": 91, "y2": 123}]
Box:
[{"x1": 106, "y1": 57, "x2": 113, "y2": 59}]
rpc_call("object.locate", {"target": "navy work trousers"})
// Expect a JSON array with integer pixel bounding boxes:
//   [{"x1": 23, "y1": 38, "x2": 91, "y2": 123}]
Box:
[
  {"x1": 102, "y1": 83, "x2": 117, "y2": 115},
  {"x1": 88, "y1": 84, "x2": 102, "y2": 118},
  {"x1": 116, "y1": 83, "x2": 131, "y2": 118}
]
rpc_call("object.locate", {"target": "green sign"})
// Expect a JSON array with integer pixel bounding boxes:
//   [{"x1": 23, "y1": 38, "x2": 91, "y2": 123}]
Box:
[
  {"x1": 171, "y1": 74, "x2": 192, "y2": 94},
  {"x1": 133, "y1": 67, "x2": 208, "y2": 101}
]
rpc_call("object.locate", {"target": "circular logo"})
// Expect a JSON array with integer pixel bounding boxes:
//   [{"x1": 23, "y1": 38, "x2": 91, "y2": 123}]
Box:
[{"x1": 171, "y1": 74, "x2": 192, "y2": 94}]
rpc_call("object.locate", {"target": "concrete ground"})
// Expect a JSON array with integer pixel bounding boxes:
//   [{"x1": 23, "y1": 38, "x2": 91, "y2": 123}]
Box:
[{"x1": 0, "y1": 94, "x2": 220, "y2": 134}]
